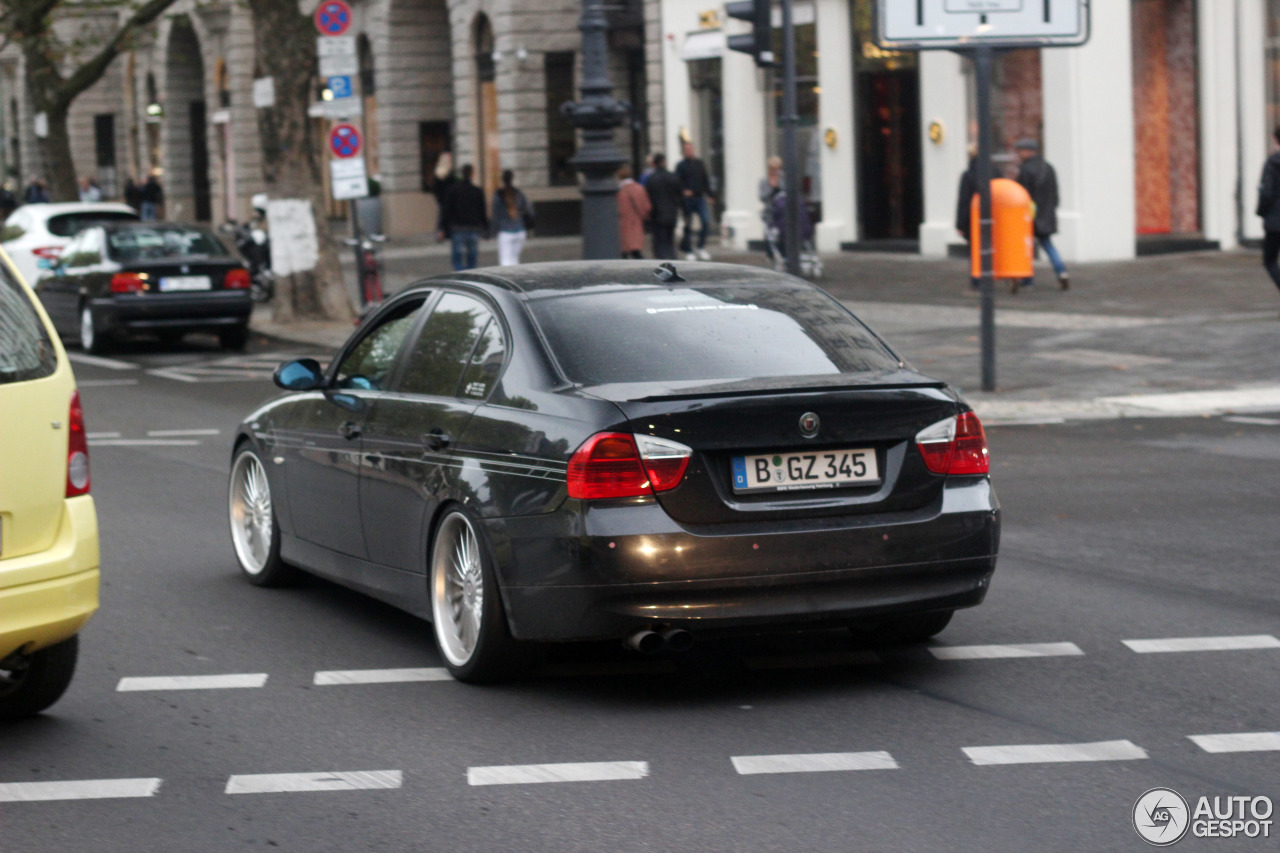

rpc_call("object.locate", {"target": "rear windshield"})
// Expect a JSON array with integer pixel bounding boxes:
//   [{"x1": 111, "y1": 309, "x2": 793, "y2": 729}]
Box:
[
  {"x1": 0, "y1": 265, "x2": 57, "y2": 384},
  {"x1": 47, "y1": 210, "x2": 138, "y2": 237},
  {"x1": 107, "y1": 226, "x2": 228, "y2": 262},
  {"x1": 529, "y1": 285, "x2": 900, "y2": 386}
]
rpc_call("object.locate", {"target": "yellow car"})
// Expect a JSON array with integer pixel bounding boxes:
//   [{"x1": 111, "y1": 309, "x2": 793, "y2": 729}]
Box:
[{"x1": 0, "y1": 252, "x2": 99, "y2": 719}]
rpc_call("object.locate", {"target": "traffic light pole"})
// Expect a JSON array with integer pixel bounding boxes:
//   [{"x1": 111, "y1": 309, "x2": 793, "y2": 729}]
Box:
[
  {"x1": 779, "y1": 0, "x2": 801, "y2": 277},
  {"x1": 973, "y1": 46, "x2": 996, "y2": 392}
]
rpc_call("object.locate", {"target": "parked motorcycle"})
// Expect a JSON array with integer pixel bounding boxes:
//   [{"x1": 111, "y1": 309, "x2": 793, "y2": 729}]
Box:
[{"x1": 224, "y1": 194, "x2": 274, "y2": 303}]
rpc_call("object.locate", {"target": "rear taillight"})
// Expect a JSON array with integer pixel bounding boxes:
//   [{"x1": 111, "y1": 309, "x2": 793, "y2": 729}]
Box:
[
  {"x1": 66, "y1": 390, "x2": 90, "y2": 497},
  {"x1": 566, "y1": 432, "x2": 693, "y2": 500},
  {"x1": 225, "y1": 268, "x2": 251, "y2": 289},
  {"x1": 915, "y1": 411, "x2": 989, "y2": 476},
  {"x1": 110, "y1": 272, "x2": 148, "y2": 293},
  {"x1": 32, "y1": 246, "x2": 62, "y2": 261}
]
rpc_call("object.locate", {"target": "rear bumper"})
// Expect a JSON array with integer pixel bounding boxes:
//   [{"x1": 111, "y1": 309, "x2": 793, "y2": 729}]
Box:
[
  {"x1": 495, "y1": 479, "x2": 999, "y2": 641},
  {"x1": 0, "y1": 496, "x2": 100, "y2": 659},
  {"x1": 92, "y1": 291, "x2": 251, "y2": 334}
]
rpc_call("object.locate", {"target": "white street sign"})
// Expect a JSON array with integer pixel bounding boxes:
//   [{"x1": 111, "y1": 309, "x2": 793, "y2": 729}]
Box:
[
  {"x1": 319, "y1": 54, "x2": 359, "y2": 77},
  {"x1": 317, "y1": 35, "x2": 355, "y2": 56},
  {"x1": 252, "y1": 77, "x2": 275, "y2": 108},
  {"x1": 308, "y1": 99, "x2": 363, "y2": 119},
  {"x1": 878, "y1": 0, "x2": 1088, "y2": 49},
  {"x1": 330, "y1": 157, "x2": 369, "y2": 201}
]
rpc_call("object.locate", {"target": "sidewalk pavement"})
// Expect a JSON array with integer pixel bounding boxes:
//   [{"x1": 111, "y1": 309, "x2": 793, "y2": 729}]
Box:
[{"x1": 255, "y1": 237, "x2": 1280, "y2": 425}]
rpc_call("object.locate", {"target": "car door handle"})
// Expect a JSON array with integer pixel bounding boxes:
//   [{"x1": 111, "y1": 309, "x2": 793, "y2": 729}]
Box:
[
  {"x1": 422, "y1": 430, "x2": 451, "y2": 450},
  {"x1": 339, "y1": 421, "x2": 362, "y2": 440}
]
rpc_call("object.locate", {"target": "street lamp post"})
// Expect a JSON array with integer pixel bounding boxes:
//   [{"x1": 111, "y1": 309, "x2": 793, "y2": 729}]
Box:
[{"x1": 562, "y1": 0, "x2": 629, "y2": 260}]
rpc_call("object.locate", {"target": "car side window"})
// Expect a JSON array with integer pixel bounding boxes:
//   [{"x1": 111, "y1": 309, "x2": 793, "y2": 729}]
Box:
[
  {"x1": 70, "y1": 229, "x2": 104, "y2": 267},
  {"x1": 458, "y1": 317, "x2": 506, "y2": 400},
  {"x1": 335, "y1": 298, "x2": 427, "y2": 390},
  {"x1": 397, "y1": 293, "x2": 495, "y2": 398}
]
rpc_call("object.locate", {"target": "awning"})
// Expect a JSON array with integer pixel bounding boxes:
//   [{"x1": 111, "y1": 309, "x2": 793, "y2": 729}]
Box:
[{"x1": 681, "y1": 30, "x2": 725, "y2": 61}]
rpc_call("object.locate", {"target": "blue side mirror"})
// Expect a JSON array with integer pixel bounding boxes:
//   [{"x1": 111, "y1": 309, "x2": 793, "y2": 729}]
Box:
[{"x1": 273, "y1": 358, "x2": 324, "y2": 391}]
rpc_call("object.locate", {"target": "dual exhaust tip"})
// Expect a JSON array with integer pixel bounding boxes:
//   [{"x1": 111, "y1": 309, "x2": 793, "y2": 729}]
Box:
[{"x1": 625, "y1": 626, "x2": 694, "y2": 654}]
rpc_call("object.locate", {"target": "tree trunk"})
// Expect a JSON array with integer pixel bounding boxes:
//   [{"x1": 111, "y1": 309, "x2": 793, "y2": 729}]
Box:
[
  {"x1": 247, "y1": 0, "x2": 353, "y2": 324},
  {"x1": 33, "y1": 107, "x2": 78, "y2": 202}
]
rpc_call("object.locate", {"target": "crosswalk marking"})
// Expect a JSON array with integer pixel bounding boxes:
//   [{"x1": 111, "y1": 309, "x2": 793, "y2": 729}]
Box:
[
  {"x1": 1188, "y1": 732, "x2": 1280, "y2": 754},
  {"x1": 0, "y1": 778, "x2": 161, "y2": 802},
  {"x1": 314, "y1": 668, "x2": 452, "y2": 685},
  {"x1": 467, "y1": 761, "x2": 649, "y2": 786},
  {"x1": 731, "y1": 751, "x2": 898, "y2": 775},
  {"x1": 67, "y1": 352, "x2": 139, "y2": 370},
  {"x1": 963, "y1": 740, "x2": 1148, "y2": 766},
  {"x1": 117, "y1": 674, "x2": 268, "y2": 691},
  {"x1": 226, "y1": 771, "x2": 402, "y2": 794},
  {"x1": 1122, "y1": 635, "x2": 1280, "y2": 654},
  {"x1": 930, "y1": 642, "x2": 1084, "y2": 661}
]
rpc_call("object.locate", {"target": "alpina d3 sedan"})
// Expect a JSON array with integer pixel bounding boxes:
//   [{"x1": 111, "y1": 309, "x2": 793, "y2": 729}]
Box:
[{"x1": 229, "y1": 262, "x2": 999, "y2": 682}]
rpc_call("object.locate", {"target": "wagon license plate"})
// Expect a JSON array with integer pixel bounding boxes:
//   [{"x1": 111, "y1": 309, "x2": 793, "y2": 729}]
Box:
[
  {"x1": 731, "y1": 449, "x2": 879, "y2": 494},
  {"x1": 158, "y1": 275, "x2": 211, "y2": 292}
]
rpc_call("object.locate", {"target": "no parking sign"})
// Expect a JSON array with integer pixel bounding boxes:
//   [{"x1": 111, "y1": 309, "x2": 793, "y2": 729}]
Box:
[
  {"x1": 329, "y1": 124, "x2": 362, "y2": 159},
  {"x1": 314, "y1": 0, "x2": 353, "y2": 36}
]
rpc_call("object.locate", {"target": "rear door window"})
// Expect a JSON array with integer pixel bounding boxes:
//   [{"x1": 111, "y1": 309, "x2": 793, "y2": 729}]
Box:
[
  {"x1": 528, "y1": 285, "x2": 899, "y2": 386},
  {"x1": 397, "y1": 293, "x2": 496, "y2": 398},
  {"x1": 0, "y1": 264, "x2": 57, "y2": 384}
]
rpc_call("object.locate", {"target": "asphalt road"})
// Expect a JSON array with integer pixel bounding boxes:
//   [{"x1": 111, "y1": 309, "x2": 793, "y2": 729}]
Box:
[{"x1": 2, "y1": 333, "x2": 1277, "y2": 852}]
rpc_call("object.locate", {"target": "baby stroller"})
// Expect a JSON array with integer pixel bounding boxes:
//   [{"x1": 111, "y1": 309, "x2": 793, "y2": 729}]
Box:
[{"x1": 764, "y1": 192, "x2": 823, "y2": 279}]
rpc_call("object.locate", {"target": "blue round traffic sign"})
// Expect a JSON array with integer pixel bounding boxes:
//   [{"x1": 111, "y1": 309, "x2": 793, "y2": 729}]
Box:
[
  {"x1": 329, "y1": 123, "x2": 361, "y2": 159},
  {"x1": 314, "y1": 0, "x2": 352, "y2": 36}
]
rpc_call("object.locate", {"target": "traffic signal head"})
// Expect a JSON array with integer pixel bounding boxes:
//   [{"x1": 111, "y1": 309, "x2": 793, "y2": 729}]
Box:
[{"x1": 725, "y1": 0, "x2": 773, "y2": 67}]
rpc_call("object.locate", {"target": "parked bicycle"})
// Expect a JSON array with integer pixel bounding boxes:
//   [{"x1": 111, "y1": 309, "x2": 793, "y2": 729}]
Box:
[{"x1": 345, "y1": 232, "x2": 387, "y2": 314}]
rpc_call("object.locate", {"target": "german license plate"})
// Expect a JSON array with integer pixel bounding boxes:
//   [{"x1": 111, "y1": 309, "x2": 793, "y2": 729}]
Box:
[
  {"x1": 159, "y1": 275, "x2": 211, "y2": 292},
  {"x1": 731, "y1": 448, "x2": 879, "y2": 494}
]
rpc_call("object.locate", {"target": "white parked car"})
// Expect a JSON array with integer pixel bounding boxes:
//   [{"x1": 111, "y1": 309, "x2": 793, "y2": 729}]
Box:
[{"x1": 1, "y1": 203, "x2": 139, "y2": 286}]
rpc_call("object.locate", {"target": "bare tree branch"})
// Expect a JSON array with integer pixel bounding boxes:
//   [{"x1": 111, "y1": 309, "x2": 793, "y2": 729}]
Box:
[{"x1": 57, "y1": 0, "x2": 180, "y2": 105}]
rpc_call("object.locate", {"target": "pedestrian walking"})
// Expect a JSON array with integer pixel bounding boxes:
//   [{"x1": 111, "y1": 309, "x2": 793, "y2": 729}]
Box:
[
  {"x1": 0, "y1": 181, "x2": 16, "y2": 221},
  {"x1": 616, "y1": 164, "x2": 651, "y2": 260},
  {"x1": 23, "y1": 176, "x2": 49, "y2": 205},
  {"x1": 491, "y1": 169, "x2": 532, "y2": 266},
  {"x1": 141, "y1": 173, "x2": 164, "y2": 221},
  {"x1": 1255, "y1": 126, "x2": 1280, "y2": 306},
  {"x1": 644, "y1": 153, "x2": 682, "y2": 261},
  {"x1": 437, "y1": 163, "x2": 488, "y2": 271},
  {"x1": 758, "y1": 155, "x2": 783, "y2": 207},
  {"x1": 1013, "y1": 138, "x2": 1068, "y2": 292},
  {"x1": 78, "y1": 176, "x2": 102, "y2": 203},
  {"x1": 676, "y1": 140, "x2": 714, "y2": 260},
  {"x1": 955, "y1": 148, "x2": 980, "y2": 292},
  {"x1": 124, "y1": 175, "x2": 143, "y2": 213}
]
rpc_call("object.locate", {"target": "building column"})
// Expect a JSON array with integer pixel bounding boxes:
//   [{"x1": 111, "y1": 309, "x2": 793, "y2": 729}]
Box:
[
  {"x1": 918, "y1": 50, "x2": 969, "y2": 257},
  {"x1": 1042, "y1": 1, "x2": 1136, "y2": 262},
  {"x1": 1199, "y1": 0, "x2": 1239, "y2": 249},
  {"x1": 659, "y1": 3, "x2": 692, "y2": 162},
  {"x1": 720, "y1": 18, "x2": 766, "y2": 250},
  {"x1": 1239, "y1": 0, "x2": 1268, "y2": 243},
  {"x1": 811, "y1": 0, "x2": 856, "y2": 252}
]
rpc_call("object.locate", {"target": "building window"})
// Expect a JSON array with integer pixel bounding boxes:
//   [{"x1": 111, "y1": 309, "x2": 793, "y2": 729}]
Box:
[
  {"x1": 420, "y1": 121, "x2": 452, "y2": 193},
  {"x1": 545, "y1": 52, "x2": 577, "y2": 187}
]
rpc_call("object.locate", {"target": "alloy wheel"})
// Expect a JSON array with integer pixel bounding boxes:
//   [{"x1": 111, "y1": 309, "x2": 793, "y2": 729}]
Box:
[
  {"x1": 229, "y1": 451, "x2": 274, "y2": 575},
  {"x1": 431, "y1": 513, "x2": 485, "y2": 667}
]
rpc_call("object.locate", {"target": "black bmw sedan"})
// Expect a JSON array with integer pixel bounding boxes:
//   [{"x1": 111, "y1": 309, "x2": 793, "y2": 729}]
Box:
[
  {"x1": 35, "y1": 222, "x2": 253, "y2": 353},
  {"x1": 229, "y1": 262, "x2": 999, "y2": 682}
]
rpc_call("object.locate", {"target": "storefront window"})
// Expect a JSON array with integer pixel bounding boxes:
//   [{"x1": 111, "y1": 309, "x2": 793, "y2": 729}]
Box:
[{"x1": 545, "y1": 52, "x2": 577, "y2": 187}]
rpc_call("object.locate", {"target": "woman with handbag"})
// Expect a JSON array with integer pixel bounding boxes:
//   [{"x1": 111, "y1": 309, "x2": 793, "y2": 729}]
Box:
[
  {"x1": 617, "y1": 164, "x2": 651, "y2": 259},
  {"x1": 491, "y1": 169, "x2": 533, "y2": 266}
]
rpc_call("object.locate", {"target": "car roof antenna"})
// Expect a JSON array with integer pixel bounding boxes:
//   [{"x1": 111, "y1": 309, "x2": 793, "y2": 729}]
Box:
[{"x1": 653, "y1": 262, "x2": 686, "y2": 284}]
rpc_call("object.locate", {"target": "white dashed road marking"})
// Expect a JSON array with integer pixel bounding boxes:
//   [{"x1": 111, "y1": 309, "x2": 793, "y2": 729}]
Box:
[
  {"x1": 88, "y1": 439, "x2": 202, "y2": 447},
  {"x1": 731, "y1": 751, "x2": 898, "y2": 775},
  {"x1": 1188, "y1": 732, "x2": 1280, "y2": 754},
  {"x1": 117, "y1": 674, "x2": 268, "y2": 691},
  {"x1": 147, "y1": 429, "x2": 221, "y2": 437},
  {"x1": 1223, "y1": 416, "x2": 1280, "y2": 426},
  {"x1": 78, "y1": 379, "x2": 139, "y2": 388},
  {"x1": 226, "y1": 771, "x2": 402, "y2": 794},
  {"x1": 467, "y1": 761, "x2": 649, "y2": 786},
  {"x1": 314, "y1": 668, "x2": 453, "y2": 685},
  {"x1": 0, "y1": 778, "x2": 162, "y2": 802},
  {"x1": 147, "y1": 368, "x2": 201, "y2": 383},
  {"x1": 930, "y1": 642, "x2": 1084, "y2": 661},
  {"x1": 963, "y1": 740, "x2": 1148, "y2": 766},
  {"x1": 1122, "y1": 635, "x2": 1280, "y2": 654},
  {"x1": 87, "y1": 431, "x2": 121, "y2": 440},
  {"x1": 67, "y1": 352, "x2": 139, "y2": 370}
]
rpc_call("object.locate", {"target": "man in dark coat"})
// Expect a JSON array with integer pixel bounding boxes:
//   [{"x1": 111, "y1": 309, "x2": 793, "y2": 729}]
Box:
[
  {"x1": 955, "y1": 151, "x2": 979, "y2": 291},
  {"x1": 644, "y1": 153, "x2": 683, "y2": 260},
  {"x1": 1255, "y1": 126, "x2": 1280, "y2": 301},
  {"x1": 1014, "y1": 138, "x2": 1068, "y2": 291},
  {"x1": 676, "y1": 141, "x2": 714, "y2": 260},
  {"x1": 437, "y1": 163, "x2": 488, "y2": 271}
]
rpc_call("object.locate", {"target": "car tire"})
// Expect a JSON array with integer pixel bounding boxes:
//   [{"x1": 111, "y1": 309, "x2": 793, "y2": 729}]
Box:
[
  {"x1": 228, "y1": 446, "x2": 296, "y2": 587},
  {"x1": 79, "y1": 305, "x2": 109, "y2": 355},
  {"x1": 852, "y1": 609, "x2": 955, "y2": 646},
  {"x1": 0, "y1": 636, "x2": 79, "y2": 720},
  {"x1": 429, "y1": 508, "x2": 529, "y2": 683},
  {"x1": 219, "y1": 325, "x2": 249, "y2": 352}
]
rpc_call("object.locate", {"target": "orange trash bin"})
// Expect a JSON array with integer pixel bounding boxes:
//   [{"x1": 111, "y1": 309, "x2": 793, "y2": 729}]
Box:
[{"x1": 970, "y1": 178, "x2": 1034, "y2": 280}]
